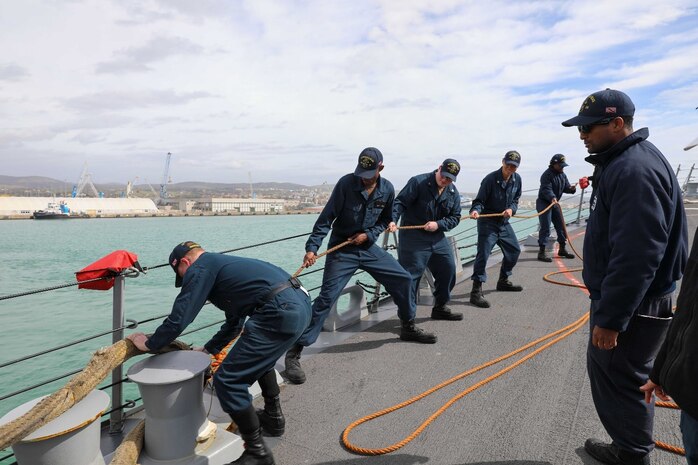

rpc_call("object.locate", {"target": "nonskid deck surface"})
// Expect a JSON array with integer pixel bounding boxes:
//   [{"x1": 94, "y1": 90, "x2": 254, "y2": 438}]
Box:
[{"x1": 268, "y1": 216, "x2": 697, "y2": 465}]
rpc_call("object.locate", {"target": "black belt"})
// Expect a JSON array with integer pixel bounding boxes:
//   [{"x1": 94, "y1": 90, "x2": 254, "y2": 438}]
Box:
[{"x1": 262, "y1": 277, "x2": 303, "y2": 304}]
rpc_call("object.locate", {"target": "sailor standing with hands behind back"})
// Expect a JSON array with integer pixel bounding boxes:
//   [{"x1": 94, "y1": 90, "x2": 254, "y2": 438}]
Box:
[{"x1": 561, "y1": 88, "x2": 687, "y2": 465}]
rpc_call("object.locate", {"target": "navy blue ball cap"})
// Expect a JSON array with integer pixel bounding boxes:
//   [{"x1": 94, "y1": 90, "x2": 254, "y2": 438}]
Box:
[
  {"x1": 440, "y1": 158, "x2": 460, "y2": 181},
  {"x1": 169, "y1": 241, "x2": 201, "y2": 287},
  {"x1": 354, "y1": 147, "x2": 383, "y2": 178},
  {"x1": 561, "y1": 88, "x2": 635, "y2": 127},
  {"x1": 550, "y1": 153, "x2": 569, "y2": 167},
  {"x1": 503, "y1": 150, "x2": 521, "y2": 167}
]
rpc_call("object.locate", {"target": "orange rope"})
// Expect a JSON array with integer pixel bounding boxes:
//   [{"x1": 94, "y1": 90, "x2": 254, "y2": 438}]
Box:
[
  {"x1": 342, "y1": 313, "x2": 589, "y2": 455},
  {"x1": 656, "y1": 440, "x2": 685, "y2": 455},
  {"x1": 291, "y1": 240, "x2": 353, "y2": 278},
  {"x1": 470, "y1": 200, "x2": 556, "y2": 219},
  {"x1": 395, "y1": 201, "x2": 559, "y2": 232},
  {"x1": 341, "y1": 212, "x2": 685, "y2": 457},
  {"x1": 210, "y1": 337, "x2": 239, "y2": 373}
]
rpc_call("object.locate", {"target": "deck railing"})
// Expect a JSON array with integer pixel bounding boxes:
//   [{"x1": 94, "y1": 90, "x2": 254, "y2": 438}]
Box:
[{"x1": 0, "y1": 191, "x2": 589, "y2": 464}]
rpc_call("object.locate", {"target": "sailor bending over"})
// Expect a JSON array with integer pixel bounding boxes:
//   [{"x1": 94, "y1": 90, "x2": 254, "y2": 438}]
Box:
[{"x1": 128, "y1": 241, "x2": 311, "y2": 465}]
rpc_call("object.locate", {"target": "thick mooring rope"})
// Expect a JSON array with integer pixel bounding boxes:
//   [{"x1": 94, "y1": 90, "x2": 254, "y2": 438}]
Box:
[
  {"x1": 0, "y1": 338, "x2": 189, "y2": 450},
  {"x1": 108, "y1": 419, "x2": 145, "y2": 465}
]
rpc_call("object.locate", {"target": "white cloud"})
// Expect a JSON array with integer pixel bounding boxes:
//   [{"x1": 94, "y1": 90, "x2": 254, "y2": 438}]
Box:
[{"x1": 0, "y1": 0, "x2": 697, "y2": 192}]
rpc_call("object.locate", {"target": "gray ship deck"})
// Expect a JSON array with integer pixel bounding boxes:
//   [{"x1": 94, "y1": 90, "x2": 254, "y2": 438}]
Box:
[{"x1": 268, "y1": 213, "x2": 698, "y2": 465}]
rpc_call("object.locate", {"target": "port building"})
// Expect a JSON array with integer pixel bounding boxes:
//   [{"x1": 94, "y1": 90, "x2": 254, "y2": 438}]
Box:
[{"x1": 0, "y1": 197, "x2": 159, "y2": 218}]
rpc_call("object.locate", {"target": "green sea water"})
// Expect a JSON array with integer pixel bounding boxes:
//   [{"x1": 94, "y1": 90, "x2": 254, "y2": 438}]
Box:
[{"x1": 0, "y1": 209, "x2": 564, "y2": 445}]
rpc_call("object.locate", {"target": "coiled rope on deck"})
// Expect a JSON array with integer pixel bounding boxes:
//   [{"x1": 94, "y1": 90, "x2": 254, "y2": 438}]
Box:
[
  {"x1": 341, "y1": 202, "x2": 574, "y2": 455},
  {"x1": 340, "y1": 203, "x2": 684, "y2": 457},
  {"x1": 342, "y1": 312, "x2": 589, "y2": 455}
]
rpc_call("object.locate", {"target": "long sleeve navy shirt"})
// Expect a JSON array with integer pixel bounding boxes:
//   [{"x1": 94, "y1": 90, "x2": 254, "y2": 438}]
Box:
[
  {"x1": 537, "y1": 168, "x2": 575, "y2": 202},
  {"x1": 305, "y1": 174, "x2": 395, "y2": 253},
  {"x1": 470, "y1": 169, "x2": 521, "y2": 221},
  {"x1": 583, "y1": 128, "x2": 687, "y2": 331},
  {"x1": 146, "y1": 253, "x2": 290, "y2": 355},
  {"x1": 393, "y1": 171, "x2": 461, "y2": 243}
]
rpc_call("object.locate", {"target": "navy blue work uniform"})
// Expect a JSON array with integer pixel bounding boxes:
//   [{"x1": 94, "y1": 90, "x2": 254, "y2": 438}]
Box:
[
  {"x1": 470, "y1": 169, "x2": 522, "y2": 283},
  {"x1": 393, "y1": 171, "x2": 461, "y2": 306},
  {"x1": 536, "y1": 167, "x2": 575, "y2": 247},
  {"x1": 296, "y1": 173, "x2": 415, "y2": 347},
  {"x1": 583, "y1": 128, "x2": 687, "y2": 456},
  {"x1": 146, "y1": 253, "x2": 311, "y2": 413}
]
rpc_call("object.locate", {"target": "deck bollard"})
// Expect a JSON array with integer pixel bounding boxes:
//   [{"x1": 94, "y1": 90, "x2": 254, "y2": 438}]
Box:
[
  {"x1": 127, "y1": 351, "x2": 212, "y2": 461},
  {"x1": 0, "y1": 390, "x2": 109, "y2": 465},
  {"x1": 322, "y1": 285, "x2": 367, "y2": 331}
]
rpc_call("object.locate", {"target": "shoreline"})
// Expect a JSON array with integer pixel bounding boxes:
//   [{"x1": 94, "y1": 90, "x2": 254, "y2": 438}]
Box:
[{"x1": 1, "y1": 210, "x2": 323, "y2": 220}]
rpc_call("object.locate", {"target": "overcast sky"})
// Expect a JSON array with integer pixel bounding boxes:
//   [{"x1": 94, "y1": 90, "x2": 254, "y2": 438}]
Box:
[{"x1": 1, "y1": 0, "x2": 698, "y2": 193}]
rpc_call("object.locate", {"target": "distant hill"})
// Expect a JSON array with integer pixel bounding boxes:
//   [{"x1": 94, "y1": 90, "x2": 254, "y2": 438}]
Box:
[
  {"x1": 0, "y1": 175, "x2": 70, "y2": 188},
  {"x1": 0, "y1": 175, "x2": 330, "y2": 197}
]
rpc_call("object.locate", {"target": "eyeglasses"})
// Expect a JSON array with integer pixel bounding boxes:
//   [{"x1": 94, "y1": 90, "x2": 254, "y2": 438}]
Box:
[{"x1": 578, "y1": 117, "x2": 615, "y2": 134}]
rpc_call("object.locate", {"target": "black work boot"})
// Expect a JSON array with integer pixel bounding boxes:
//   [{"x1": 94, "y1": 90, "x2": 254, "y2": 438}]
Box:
[
  {"x1": 584, "y1": 438, "x2": 650, "y2": 465},
  {"x1": 496, "y1": 277, "x2": 523, "y2": 292},
  {"x1": 537, "y1": 245, "x2": 552, "y2": 262},
  {"x1": 431, "y1": 304, "x2": 463, "y2": 321},
  {"x1": 229, "y1": 406, "x2": 275, "y2": 465},
  {"x1": 400, "y1": 320, "x2": 437, "y2": 343},
  {"x1": 229, "y1": 427, "x2": 275, "y2": 465},
  {"x1": 283, "y1": 344, "x2": 306, "y2": 385},
  {"x1": 469, "y1": 281, "x2": 490, "y2": 308},
  {"x1": 558, "y1": 244, "x2": 575, "y2": 259},
  {"x1": 256, "y1": 395, "x2": 285, "y2": 437}
]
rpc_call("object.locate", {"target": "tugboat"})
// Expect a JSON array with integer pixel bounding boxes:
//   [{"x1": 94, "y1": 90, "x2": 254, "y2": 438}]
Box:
[{"x1": 32, "y1": 201, "x2": 72, "y2": 219}]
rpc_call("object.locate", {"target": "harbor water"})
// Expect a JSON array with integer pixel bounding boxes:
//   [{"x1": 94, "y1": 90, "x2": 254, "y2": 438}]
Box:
[{"x1": 0, "y1": 209, "x2": 569, "y2": 427}]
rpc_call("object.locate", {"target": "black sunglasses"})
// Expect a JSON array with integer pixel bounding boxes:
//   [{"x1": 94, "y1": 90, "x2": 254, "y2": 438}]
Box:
[{"x1": 578, "y1": 117, "x2": 616, "y2": 134}]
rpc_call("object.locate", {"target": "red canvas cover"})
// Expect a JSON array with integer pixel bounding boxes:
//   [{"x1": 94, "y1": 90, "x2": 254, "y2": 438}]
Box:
[{"x1": 75, "y1": 250, "x2": 143, "y2": 290}]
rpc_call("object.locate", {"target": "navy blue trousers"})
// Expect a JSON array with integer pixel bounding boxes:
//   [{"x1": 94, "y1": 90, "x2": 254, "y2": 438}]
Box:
[
  {"x1": 587, "y1": 295, "x2": 673, "y2": 455},
  {"x1": 398, "y1": 236, "x2": 456, "y2": 307},
  {"x1": 681, "y1": 411, "x2": 698, "y2": 465},
  {"x1": 297, "y1": 244, "x2": 415, "y2": 347},
  {"x1": 536, "y1": 198, "x2": 567, "y2": 247},
  {"x1": 213, "y1": 286, "x2": 311, "y2": 413},
  {"x1": 471, "y1": 219, "x2": 520, "y2": 283}
]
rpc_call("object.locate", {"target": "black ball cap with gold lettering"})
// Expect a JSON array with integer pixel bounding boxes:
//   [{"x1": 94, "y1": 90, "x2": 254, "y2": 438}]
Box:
[
  {"x1": 503, "y1": 150, "x2": 521, "y2": 167},
  {"x1": 440, "y1": 158, "x2": 460, "y2": 181},
  {"x1": 561, "y1": 88, "x2": 635, "y2": 127},
  {"x1": 354, "y1": 147, "x2": 383, "y2": 178},
  {"x1": 550, "y1": 153, "x2": 569, "y2": 167},
  {"x1": 169, "y1": 241, "x2": 201, "y2": 287}
]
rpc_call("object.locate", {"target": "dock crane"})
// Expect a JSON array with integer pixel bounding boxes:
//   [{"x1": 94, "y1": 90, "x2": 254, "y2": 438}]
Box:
[
  {"x1": 160, "y1": 152, "x2": 172, "y2": 201},
  {"x1": 248, "y1": 171, "x2": 255, "y2": 199},
  {"x1": 72, "y1": 162, "x2": 102, "y2": 198}
]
